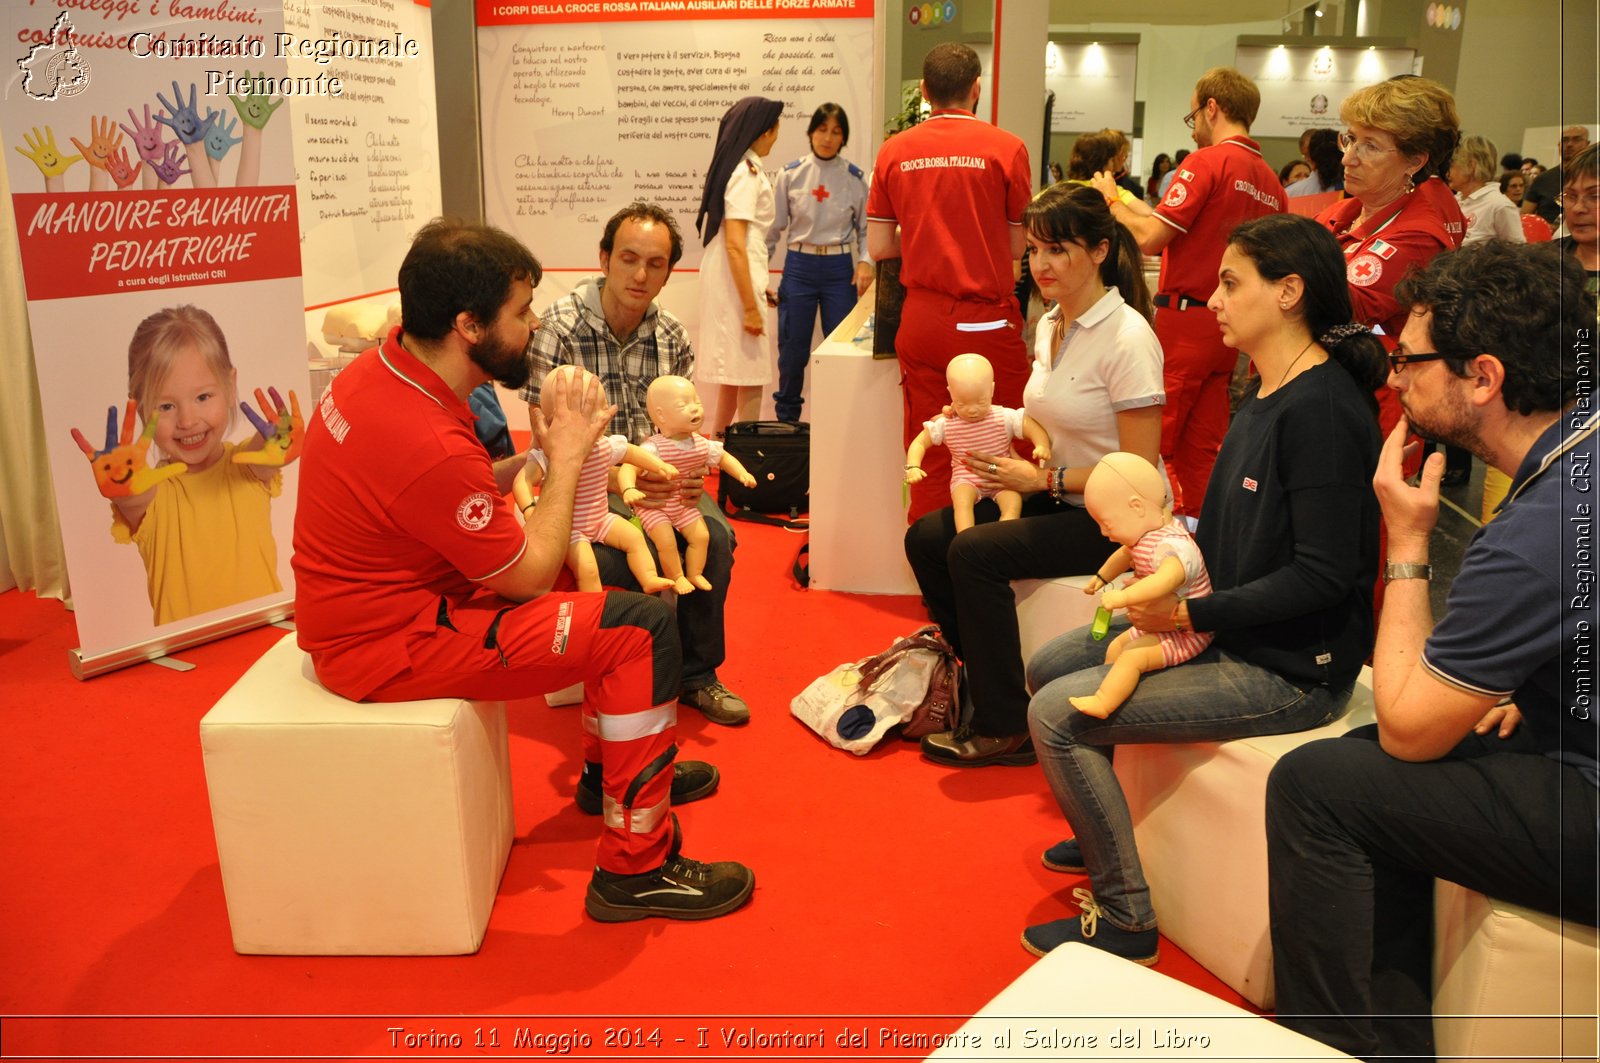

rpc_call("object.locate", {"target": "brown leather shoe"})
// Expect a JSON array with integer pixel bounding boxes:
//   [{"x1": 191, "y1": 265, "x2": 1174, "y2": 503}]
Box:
[
  {"x1": 680, "y1": 680, "x2": 750, "y2": 726},
  {"x1": 920, "y1": 725, "x2": 1036, "y2": 766}
]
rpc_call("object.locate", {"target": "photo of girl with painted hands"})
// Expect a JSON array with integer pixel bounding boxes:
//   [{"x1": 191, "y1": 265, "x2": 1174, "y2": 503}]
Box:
[{"x1": 69, "y1": 305, "x2": 301, "y2": 625}]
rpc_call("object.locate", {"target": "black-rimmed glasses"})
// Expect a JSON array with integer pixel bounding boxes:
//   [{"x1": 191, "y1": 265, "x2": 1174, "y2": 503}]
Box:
[{"x1": 1387, "y1": 350, "x2": 1452, "y2": 373}]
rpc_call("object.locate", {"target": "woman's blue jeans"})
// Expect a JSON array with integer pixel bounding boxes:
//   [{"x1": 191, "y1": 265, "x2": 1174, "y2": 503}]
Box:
[
  {"x1": 774, "y1": 251, "x2": 855, "y2": 422},
  {"x1": 1025, "y1": 618, "x2": 1353, "y2": 931}
]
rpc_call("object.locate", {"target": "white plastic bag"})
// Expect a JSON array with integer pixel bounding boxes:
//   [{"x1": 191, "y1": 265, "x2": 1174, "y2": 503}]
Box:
[{"x1": 790, "y1": 647, "x2": 944, "y2": 755}]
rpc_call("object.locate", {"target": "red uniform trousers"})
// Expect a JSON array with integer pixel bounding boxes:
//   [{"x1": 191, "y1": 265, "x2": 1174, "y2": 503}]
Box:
[
  {"x1": 366, "y1": 589, "x2": 680, "y2": 876},
  {"x1": 1155, "y1": 304, "x2": 1236, "y2": 518},
  {"x1": 897, "y1": 287, "x2": 1030, "y2": 523}
]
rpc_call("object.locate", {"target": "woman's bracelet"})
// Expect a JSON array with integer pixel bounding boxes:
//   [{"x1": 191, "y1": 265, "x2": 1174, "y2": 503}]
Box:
[
  {"x1": 521, "y1": 500, "x2": 536, "y2": 514},
  {"x1": 1046, "y1": 466, "x2": 1068, "y2": 501}
]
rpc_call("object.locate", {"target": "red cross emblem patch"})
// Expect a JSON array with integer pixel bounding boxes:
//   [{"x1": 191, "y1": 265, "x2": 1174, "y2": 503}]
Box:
[
  {"x1": 456, "y1": 491, "x2": 494, "y2": 531},
  {"x1": 812, "y1": 184, "x2": 830, "y2": 203},
  {"x1": 1348, "y1": 253, "x2": 1383, "y2": 287}
]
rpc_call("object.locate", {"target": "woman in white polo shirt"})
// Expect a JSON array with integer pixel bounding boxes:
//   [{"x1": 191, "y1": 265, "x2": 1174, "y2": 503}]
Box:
[{"x1": 907, "y1": 184, "x2": 1166, "y2": 767}]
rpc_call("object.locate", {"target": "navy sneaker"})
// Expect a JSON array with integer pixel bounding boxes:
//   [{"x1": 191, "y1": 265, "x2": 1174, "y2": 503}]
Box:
[
  {"x1": 1041, "y1": 837, "x2": 1085, "y2": 873},
  {"x1": 574, "y1": 761, "x2": 719, "y2": 816},
  {"x1": 1021, "y1": 888, "x2": 1158, "y2": 964}
]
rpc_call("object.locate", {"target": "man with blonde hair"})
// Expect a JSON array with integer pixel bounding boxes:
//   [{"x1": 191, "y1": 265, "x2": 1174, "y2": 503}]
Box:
[{"x1": 1090, "y1": 67, "x2": 1284, "y2": 518}]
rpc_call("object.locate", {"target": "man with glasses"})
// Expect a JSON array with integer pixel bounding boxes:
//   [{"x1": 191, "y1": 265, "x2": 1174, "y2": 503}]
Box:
[
  {"x1": 1264, "y1": 239, "x2": 1598, "y2": 1059},
  {"x1": 1558, "y1": 143, "x2": 1598, "y2": 295},
  {"x1": 1090, "y1": 67, "x2": 1283, "y2": 519},
  {"x1": 1522, "y1": 124, "x2": 1590, "y2": 225}
]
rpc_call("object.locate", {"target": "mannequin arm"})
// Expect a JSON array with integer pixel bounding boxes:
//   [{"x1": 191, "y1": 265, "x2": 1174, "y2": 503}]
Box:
[
  {"x1": 1084, "y1": 546, "x2": 1134, "y2": 593},
  {"x1": 905, "y1": 429, "x2": 933, "y2": 483},
  {"x1": 718, "y1": 449, "x2": 757, "y2": 488},
  {"x1": 511, "y1": 463, "x2": 542, "y2": 514},
  {"x1": 622, "y1": 443, "x2": 676, "y2": 481},
  {"x1": 1021, "y1": 414, "x2": 1052, "y2": 465},
  {"x1": 616, "y1": 463, "x2": 646, "y2": 507},
  {"x1": 1102, "y1": 555, "x2": 1187, "y2": 610}
]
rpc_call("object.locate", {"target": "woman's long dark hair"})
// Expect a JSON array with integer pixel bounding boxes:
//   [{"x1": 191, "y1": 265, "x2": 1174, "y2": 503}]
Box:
[
  {"x1": 1147, "y1": 153, "x2": 1172, "y2": 189},
  {"x1": 695, "y1": 96, "x2": 784, "y2": 247},
  {"x1": 1022, "y1": 184, "x2": 1151, "y2": 321},
  {"x1": 1227, "y1": 214, "x2": 1388, "y2": 399},
  {"x1": 1304, "y1": 128, "x2": 1344, "y2": 189}
]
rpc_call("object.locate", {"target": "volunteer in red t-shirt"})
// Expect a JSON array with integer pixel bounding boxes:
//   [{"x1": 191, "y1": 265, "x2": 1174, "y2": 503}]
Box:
[
  {"x1": 1092, "y1": 67, "x2": 1284, "y2": 518},
  {"x1": 293, "y1": 220, "x2": 754, "y2": 924},
  {"x1": 1312, "y1": 76, "x2": 1465, "y2": 450},
  {"x1": 868, "y1": 42, "x2": 1034, "y2": 523}
]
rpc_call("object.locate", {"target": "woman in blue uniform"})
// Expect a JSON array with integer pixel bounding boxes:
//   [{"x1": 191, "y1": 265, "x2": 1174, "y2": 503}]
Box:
[{"x1": 766, "y1": 103, "x2": 873, "y2": 423}]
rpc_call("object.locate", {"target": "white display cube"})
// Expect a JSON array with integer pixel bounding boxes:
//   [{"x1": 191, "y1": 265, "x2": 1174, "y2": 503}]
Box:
[{"x1": 200, "y1": 635, "x2": 513, "y2": 955}]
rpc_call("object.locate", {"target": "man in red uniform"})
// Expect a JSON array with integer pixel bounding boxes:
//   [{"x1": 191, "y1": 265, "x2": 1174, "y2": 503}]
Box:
[
  {"x1": 867, "y1": 42, "x2": 1034, "y2": 522},
  {"x1": 292, "y1": 220, "x2": 754, "y2": 923},
  {"x1": 1092, "y1": 67, "x2": 1284, "y2": 518}
]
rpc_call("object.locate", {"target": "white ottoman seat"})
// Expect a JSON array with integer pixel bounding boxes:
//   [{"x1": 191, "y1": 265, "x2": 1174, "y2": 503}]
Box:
[
  {"x1": 1113, "y1": 675, "x2": 1377, "y2": 1008},
  {"x1": 927, "y1": 943, "x2": 1355, "y2": 1061},
  {"x1": 200, "y1": 634, "x2": 513, "y2": 955},
  {"x1": 1432, "y1": 880, "x2": 1599, "y2": 1062},
  {"x1": 1011, "y1": 575, "x2": 1098, "y2": 664}
]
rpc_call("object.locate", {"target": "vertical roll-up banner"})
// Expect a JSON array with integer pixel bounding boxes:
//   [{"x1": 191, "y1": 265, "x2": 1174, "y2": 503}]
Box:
[{"x1": 4, "y1": 3, "x2": 312, "y2": 678}]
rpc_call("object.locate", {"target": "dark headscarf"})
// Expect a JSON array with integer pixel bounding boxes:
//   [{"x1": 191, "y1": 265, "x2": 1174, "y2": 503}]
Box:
[{"x1": 696, "y1": 95, "x2": 784, "y2": 247}]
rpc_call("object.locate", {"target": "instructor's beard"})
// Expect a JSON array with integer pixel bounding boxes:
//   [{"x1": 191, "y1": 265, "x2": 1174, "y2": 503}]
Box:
[{"x1": 469, "y1": 332, "x2": 531, "y2": 391}]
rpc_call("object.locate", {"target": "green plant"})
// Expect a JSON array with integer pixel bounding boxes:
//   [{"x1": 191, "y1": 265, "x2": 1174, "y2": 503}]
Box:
[{"x1": 885, "y1": 81, "x2": 928, "y2": 136}]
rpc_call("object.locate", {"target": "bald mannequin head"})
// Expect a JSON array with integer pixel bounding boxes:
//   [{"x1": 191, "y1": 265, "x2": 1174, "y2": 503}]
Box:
[
  {"x1": 539, "y1": 364, "x2": 599, "y2": 416},
  {"x1": 946, "y1": 353, "x2": 996, "y2": 420},
  {"x1": 1082, "y1": 452, "x2": 1171, "y2": 546},
  {"x1": 645, "y1": 374, "x2": 705, "y2": 436}
]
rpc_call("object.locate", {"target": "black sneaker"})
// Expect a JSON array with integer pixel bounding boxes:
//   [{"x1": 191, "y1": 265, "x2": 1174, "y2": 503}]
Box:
[
  {"x1": 574, "y1": 761, "x2": 720, "y2": 816},
  {"x1": 585, "y1": 849, "x2": 755, "y2": 922},
  {"x1": 1041, "y1": 837, "x2": 1085, "y2": 873},
  {"x1": 1020, "y1": 888, "x2": 1158, "y2": 964}
]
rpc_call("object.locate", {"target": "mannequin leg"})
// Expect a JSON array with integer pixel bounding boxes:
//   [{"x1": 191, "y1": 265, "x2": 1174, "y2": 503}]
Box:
[
  {"x1": 951, "y1": 483, "x2": 980, "y2": 532},
  {"x1": 996, "y1": 489, "x2": 1023, "y2": 521},
  {"x1": 601, "y1": 521, "x2": 675, "y2": 594},
  {"x1": 568, "y1": 540, "x2": 602, "y2": 593},
  {"x1": 645, "y1": 520, "x2": 694, "y2": 595},
  {"x1": 1070, "y1": 637, "x2": 1166, "y2": 718},
  {"x1": 680, "y1": 518, "x2": 713, "y2": 591}
]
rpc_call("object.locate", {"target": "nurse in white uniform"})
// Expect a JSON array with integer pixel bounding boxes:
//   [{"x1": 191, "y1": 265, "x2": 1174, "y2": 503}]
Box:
[{"x1": 695, "y1": 95, "x2": 784, "y2": 438}]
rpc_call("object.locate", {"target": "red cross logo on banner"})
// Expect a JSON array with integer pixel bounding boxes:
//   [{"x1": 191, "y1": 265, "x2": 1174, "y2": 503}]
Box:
[{"x1": 812, "y1": 184, "x2": 830, "y2": 203}]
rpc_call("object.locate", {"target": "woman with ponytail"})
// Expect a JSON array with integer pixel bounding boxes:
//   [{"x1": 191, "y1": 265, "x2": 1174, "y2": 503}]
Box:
[
  {"x1": 1022, "y1": 213, "x2": 1382, "y2": 963},
  {"x1": 909, "y1": 185, "x2": 1167, "y2": 767}
]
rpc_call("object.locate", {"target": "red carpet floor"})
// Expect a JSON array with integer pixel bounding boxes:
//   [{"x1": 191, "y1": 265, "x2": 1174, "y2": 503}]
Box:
[{"x1": 0, "y1": 515, "x2": 1251, "y2": 1060}]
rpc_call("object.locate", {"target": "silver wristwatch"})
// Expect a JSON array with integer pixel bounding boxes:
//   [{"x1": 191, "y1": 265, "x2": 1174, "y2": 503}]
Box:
[{"x1": 1383, "y1": 561, "x2": 1433, "y2": 583}]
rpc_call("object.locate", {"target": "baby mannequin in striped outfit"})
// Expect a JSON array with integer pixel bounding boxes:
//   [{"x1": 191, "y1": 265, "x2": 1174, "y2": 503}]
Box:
[
  {"x1": 619, "y1": 375, "x2": 755, "y2": 595},
  {"x1": 515, "y1": 365, "x2": 678, "y2": 594},
  {"x1": 1071, "y1": 451, "x2": 1213, "y2": 718},
  {"x1": 904, "y1": 353, "x2": 1052, "y2": 532}
]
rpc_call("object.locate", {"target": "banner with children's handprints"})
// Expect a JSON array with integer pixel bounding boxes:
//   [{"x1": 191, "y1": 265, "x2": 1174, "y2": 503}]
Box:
[{"x1": 2, "y1": 2, "x2": 310, "y2": 676}]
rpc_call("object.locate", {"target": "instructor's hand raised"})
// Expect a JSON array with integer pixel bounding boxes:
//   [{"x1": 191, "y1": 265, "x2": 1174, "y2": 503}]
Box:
[{"x1": 531, "y1": 364, "x2": 616, "y2": 466}]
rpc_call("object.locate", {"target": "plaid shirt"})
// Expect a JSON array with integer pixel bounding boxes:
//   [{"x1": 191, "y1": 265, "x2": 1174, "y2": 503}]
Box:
[{"x1": 522, "y1": 277, "x2": 694, "y2": 443}]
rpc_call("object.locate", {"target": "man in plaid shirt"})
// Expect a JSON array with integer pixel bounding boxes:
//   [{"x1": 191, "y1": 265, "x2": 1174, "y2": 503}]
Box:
[{"x1": 523, "y1": 202, "x2": 749, "y2": 726}]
